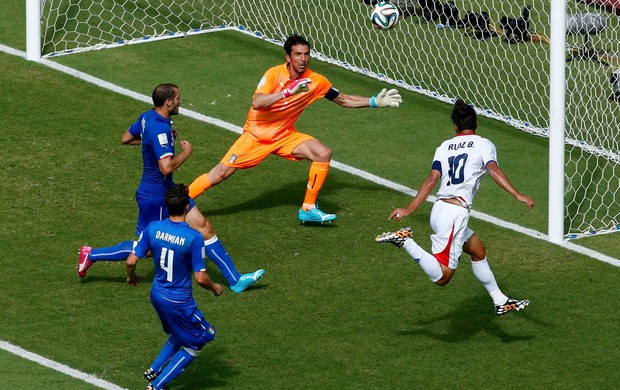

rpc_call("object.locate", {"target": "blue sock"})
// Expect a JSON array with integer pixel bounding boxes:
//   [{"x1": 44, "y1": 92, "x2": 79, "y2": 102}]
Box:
[
  {"x1": 90, "y1": 240, "x2": 135, "y2": 262},
  {"x1": 204, "y1": 236, "x2": 241, "y2": 285},
  {"x1": 151, "y1": 347, "x2": 197, "y2": 389},
  {"x1": 151, "y1": 334, "x2": 182, "y2": 375}
]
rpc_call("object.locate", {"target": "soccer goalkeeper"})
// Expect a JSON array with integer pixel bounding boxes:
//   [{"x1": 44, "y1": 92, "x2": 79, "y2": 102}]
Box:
[{"x1": 189, "y1": 34, "x2": 402, "y2": 223}]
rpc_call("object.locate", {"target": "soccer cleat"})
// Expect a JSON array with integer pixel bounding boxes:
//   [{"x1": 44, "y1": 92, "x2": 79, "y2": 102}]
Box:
[
  {"x1": 495, "y1": 298, "x2": 530, "y2": 316},
  {"x1": 77, "y1": 246, "x2": 93, "y2": 278},
  {"x1": 375, "y1": 227, "x2": 413, "y2": 248},
  {"x1": 143, "y1": 368, "x2": 158, "y2": 382},
  {"x1": 231, "y1": 269, "x2": 265, "y2": 293},
  {"x1": 298, "y1": 207, "x2": 337, "y2": 223}
]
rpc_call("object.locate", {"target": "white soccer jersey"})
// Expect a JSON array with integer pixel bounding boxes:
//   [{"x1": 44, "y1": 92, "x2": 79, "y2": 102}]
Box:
[{"x1": 432, "y1": 134, "x2": 497, "y2": 208}]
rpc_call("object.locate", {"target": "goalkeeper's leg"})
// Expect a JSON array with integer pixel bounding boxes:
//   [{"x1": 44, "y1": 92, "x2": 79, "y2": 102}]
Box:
[
  {"x1": 302, "y1": 161, "x2": 330, "y2": 210},
  {"x1": 290, "y1": 138, "x2": 332, "y2": 211},
  {"x1": 189, "y1": 164, "x2": 237, "y2": 199}
]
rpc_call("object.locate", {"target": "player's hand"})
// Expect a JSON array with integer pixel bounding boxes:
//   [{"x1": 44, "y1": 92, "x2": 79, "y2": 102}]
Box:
[
  {"x1": 389, "y1": 208, "x2": 409, "y2": 222},
  {"x1": 517, "y1": 194, "x2": 535, "y2": 210},
  {"x1": 127, "y1": 272, "x2": 141, "y2": 286},
  {"x1": 211, "y1": 283, "x2": 223, "y2": 296},
  {"x1": 179, "y1": 140, "x2": 193, "y2": 154},
  {"x1": 282, "y1": 78, "x2": 312, "y2": 98},
  {"x1": 372, "y1": 88, "x2": 402, "y2": 108}
]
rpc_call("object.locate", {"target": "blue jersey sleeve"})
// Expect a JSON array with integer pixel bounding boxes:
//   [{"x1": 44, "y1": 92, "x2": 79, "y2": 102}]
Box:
[
  {"x1": 133, "y1": 229, "x2": 151, "y2": 258},
  {"x1": 128, "y1": 117, "x2": 143, "y2": 138},
  {"x1": 191, "y1": 233, "x2": 206, "y2": 273},
  {"x1": 145, "y1": 123, "x2": 174, "y2": 161}
]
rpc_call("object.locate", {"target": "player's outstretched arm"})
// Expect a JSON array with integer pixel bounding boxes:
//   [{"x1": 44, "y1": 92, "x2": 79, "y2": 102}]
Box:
[
  {"x1": 390, "y1": 170, "x2": 440, "y2": 222},
  {"x1": 486, "y1": 162, "x2": 534, "y2": 209},
  {"x1": 333, "y1": 88, "x2": 402, "y2": 108},
  {"x1": 371, "y1": 88, "x2": 402, "y2": 108}
]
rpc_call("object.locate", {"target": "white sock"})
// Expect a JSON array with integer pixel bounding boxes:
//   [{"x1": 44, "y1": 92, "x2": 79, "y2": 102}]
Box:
[
  {"x1": 403, "y1": 239, "x2": 443, "y2": 282},
  {"x1": 471, "y1": 258, "x2": 508, "y2": 305}
]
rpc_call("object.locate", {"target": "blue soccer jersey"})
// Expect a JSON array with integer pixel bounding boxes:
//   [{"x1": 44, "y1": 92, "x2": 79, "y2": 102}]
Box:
[
  {"x1": 129, "y1": 109, "x2": 194, "y2": 235},
  {"x1": 129, "y1": 109, "x2": 175, "y2": 195},
  {"x1": 133, "y1": 219, "x2": 206, "y2": 303}
]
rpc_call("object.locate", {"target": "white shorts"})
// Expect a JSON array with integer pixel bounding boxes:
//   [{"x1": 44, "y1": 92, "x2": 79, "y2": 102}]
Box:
[{"x1": 429, "y1": 200, "x2": 474, "y2": 269}]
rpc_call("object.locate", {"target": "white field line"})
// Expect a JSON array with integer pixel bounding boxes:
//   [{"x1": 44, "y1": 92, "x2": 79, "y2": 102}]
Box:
[{"x1": 0, "y1": 341, "x2": 127, "y2": 390}]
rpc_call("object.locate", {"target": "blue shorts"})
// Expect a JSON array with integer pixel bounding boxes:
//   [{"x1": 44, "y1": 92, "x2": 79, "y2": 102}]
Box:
[
  {"x1": 150, "y1": 292, "x2": 216, "y2": 350},
  {"x1": 135, "y1": 191, "x2": 196, "y2": 236}
]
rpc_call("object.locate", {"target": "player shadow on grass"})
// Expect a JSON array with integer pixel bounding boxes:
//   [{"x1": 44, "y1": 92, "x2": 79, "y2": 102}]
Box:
[
  {"x1": 397, "y1": 295, "x2": 535, "y2": 343},
  {"x1": 170, "y1": 345, "x2": 240, "y2": 389},
  {"x1": 198, "y1": 174, "x2": 399, "y2": 219},
  {"x1": 199, "y1": 179, "x2": 334, "y2": 216},
  {"x1": 78, "y1": 265, "x2": 155, "y2": 284}
]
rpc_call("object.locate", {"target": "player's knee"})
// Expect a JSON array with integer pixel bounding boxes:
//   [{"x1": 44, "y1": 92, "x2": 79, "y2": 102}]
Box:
[
  {"x1": 195, "y1": 219, "x2": 215, "y2": 240},
  {"x1": 317, "y1": 146, "x2": 332, "y2": 161},
  {"x1": 469, "y1": 245, "x2": 486, "y2": 261},
  {"x1": 183, "y1": 346, "x2": 202, "y2": 357},
  {"x1": 434, "y1": 267, "x2": 454, "y2": 286}
]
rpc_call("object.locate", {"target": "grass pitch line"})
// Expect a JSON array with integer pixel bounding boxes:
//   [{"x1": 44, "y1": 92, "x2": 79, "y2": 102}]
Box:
[
  {"x1": 0, "y1": 341, "x2": 127, "y2": 390},
  {"x1": 1, "y1": 45, "x2": 617, "y2": 267}
]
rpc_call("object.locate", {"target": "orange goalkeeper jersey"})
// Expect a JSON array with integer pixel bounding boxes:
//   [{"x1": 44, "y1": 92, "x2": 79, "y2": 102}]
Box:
[{"x1": 243, "y1": 64, "x2": 333, "y2": 142}]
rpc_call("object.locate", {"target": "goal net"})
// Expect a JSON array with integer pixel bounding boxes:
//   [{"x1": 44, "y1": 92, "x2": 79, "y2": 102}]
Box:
[{"x1": 38, "y1": 0, "x2": 620, "y2": 239}]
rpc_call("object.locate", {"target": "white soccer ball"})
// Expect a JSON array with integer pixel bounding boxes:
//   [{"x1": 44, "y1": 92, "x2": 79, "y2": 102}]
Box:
[{"x1": 370, "y1": 1, "x2": 399, "y2": 30}]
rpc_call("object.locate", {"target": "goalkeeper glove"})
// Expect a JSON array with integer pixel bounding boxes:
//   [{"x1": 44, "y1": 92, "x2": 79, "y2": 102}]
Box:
[
  {"x1": 369, "y1": 88, "x2": 402, "y2": 108},
  {"x1": 282, "y1": 78, "x2": 312, "y2": 98}
]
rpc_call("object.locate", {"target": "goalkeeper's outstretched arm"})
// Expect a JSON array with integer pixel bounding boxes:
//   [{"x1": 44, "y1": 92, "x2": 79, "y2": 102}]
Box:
[{"x1": 333, "y1": 88, "x2": 402, "y2": 108}]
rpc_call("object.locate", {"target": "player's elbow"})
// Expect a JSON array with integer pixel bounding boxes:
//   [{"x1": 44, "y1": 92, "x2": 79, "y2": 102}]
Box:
[
  {"x1": 251, "y1": 94, "x2": 269, "y2": 110},
  {"x1": 161, "y1": 167, "x2": 174, "y2": 176},
  {"x1": 126, "y1": 254, "x2": 138, "y2": 267},
  {"x1": 194, "y1": 271, "x2": 208, "y2": 285}
]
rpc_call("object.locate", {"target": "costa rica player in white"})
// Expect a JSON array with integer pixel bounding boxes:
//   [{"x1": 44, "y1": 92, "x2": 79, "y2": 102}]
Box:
[{"x1": 376, "y1": 98, "x2": 534, "y2": 315}]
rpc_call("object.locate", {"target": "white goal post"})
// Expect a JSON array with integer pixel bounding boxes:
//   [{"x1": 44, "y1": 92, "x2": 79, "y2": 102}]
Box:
[{"x1": 26, "y1": 0, "x2": 620, "y2": 241}]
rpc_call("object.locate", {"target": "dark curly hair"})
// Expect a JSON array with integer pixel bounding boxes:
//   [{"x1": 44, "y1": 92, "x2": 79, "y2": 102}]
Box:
[
  {"x1": 165, "y1": 184, "x2": 190, "y2": 216},
  {"x1": 451, "y1": 98, "x2": 477, "y2": 131},
  {"x1": 284, "y1": 34, "x2": 310, "y2": 55}
]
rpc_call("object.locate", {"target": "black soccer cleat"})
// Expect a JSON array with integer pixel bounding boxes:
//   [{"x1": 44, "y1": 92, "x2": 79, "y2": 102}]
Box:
[
  {"x1": 143, "y1": 368, "x2": 158, "y2": 382},
  {"x1": 495, "y1": 298, "x2": 530, "y2": 316},
  {"x1": 375, "y1": 227, "x2": 413, "y2": 248}
]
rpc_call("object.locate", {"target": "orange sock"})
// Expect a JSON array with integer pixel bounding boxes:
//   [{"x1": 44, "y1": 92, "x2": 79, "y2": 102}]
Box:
[
  {"x1": 189, "y1": 174, "x2": 212, "y2": 199},
  {"x1": 303, "y1": 161, "x2": 330, "y2": 208}
]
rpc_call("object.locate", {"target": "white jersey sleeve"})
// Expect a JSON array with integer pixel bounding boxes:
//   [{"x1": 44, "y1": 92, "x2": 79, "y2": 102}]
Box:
[{"x1": 432, "y1": 134, "x2": 497, "y2": 207}]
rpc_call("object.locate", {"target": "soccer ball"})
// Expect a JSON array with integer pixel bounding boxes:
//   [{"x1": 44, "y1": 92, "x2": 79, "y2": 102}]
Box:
[{"x1": 370, "y1": 1, "x2": 399, "y2": 30}]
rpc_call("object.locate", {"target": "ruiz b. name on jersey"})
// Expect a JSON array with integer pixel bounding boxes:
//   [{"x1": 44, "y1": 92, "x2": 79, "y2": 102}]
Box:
[{"x1": 447, "y1": 141, "x2": 475, "y2": 151}]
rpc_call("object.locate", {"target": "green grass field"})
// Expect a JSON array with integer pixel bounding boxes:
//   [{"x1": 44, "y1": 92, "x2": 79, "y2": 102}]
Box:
[{"x1": 1, "y1": 1, "x2": 619, "y2": 389}]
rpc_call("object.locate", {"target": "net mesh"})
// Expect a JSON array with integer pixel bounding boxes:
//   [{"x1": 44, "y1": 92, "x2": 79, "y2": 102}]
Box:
[{"x1": 40, "y1": 0, "x2": 620, "y2": 238}]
